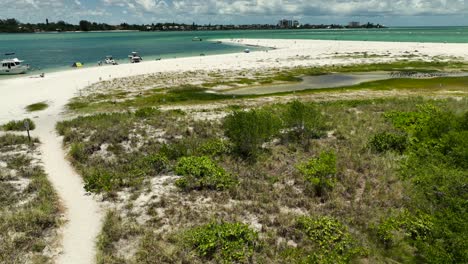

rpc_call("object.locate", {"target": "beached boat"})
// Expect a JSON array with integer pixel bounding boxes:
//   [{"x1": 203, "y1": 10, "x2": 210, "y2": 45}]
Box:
[
  {"x1": 128, "y1": 52, "x2": 143, "y2": 63},
  {"x1": 0, "y1": 55, "x2": 30, "y2": 75},
  {"x1": 105, "y1": 56, "x2": 118, "y2": 65},
  {"x1": 244, "y1": 49, "x2": 251, "y2": 53}
]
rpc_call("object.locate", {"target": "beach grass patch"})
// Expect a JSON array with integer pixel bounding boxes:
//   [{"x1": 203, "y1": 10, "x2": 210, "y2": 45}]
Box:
[
  {"x1": 0, "y1": 134, "x2": 60, "y2": 262},
  {"x1": 283, "y1": 216, "x2": 366, "y2": 264},
  {"x1": 2, "y1": 118, "x2": 36, "y2": 131},
  {"x1": 184, "y1": 221, "x2": 258, "y2": 263},
  {"x1": 26, "y1": 102, "x2": 48, "y2": 112}
]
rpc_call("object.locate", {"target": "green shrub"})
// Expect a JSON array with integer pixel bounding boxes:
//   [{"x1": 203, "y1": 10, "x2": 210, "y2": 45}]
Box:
[
  {"x1": 83, "y1": 169, "x2": 115, "y2": 193},
  {"x1": 283, "y1": 100, "x2": 327, "y2": 141},
  {"x1": 142, "y1": 154, "x2": 169, "y2": 174},
  {"x1": 384, "y1": 106, "x2": 468, "y2": 263},
  {"x1": 2, "y1": 118, "x2": 36, "y2": 131},
  {"x1": 197, "y1": 138, "x2": 231, "y2": 157},
  {"x1": 377, "y1": 210, "x2": 434, "y2": 248},
  {"x1": 292, "y1": 216, "x2": 364, "y2": 264},
  {"x1": 369, "y1": 132, "x2": 408, "y2": 153},
  {"x1": 175, "y1": 156, "x2": 235, "y2": 191},
  {"x1": 70, "y1": 143, "x2": 87, "y2": 162},
  {"x1": 184, "y1": 221, "x2": 258, "y2": 263},
  {"x1": 385, "y1": 104, "x2": 459, "y2": 141},
  {"x1": 224, "y1": 109, "x2": 281, "y2": 158},
  {"x1": 297, "y1": 151, "x2": 337, "y2": 196}
]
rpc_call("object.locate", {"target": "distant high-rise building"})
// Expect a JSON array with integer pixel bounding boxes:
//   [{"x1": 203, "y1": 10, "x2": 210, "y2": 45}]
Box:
[
  {"x1": 348, "y1": 21, "x2": 360, "y2": 28},
  {"x1": 278, "y1": 19, "x2": 299, "y2": 28}
]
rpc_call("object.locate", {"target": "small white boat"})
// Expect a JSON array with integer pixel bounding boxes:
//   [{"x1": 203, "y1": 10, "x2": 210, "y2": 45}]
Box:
[
  {"x1": 244, "y1": 49, "x2": 251, "y2": 53},
  {"x1": 105, "y1": 56, "x2": 117, "y2": 65},
  {"x1": 1, "y1": 55, "x2": 30, "y2": 75},
  {"x1": 128, "y1": 52, "x2": 143, "y2": 63},
  {"x1": 192, "y1": 37, "x2": 202, "y2": 41}
]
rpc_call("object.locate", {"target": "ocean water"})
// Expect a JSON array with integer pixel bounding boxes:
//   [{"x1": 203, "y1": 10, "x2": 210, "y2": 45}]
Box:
[{"x1": 1, "y1": 27, "x2": 467, "y2": 77}]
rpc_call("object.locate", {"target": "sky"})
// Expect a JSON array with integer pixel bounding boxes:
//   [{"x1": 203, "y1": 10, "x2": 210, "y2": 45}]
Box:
[{"x1": 1, "y1": 0, "x2": 468, "y2": 26}]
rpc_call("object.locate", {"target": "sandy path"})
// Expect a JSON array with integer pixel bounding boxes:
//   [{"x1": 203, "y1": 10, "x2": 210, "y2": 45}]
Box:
[{"x1": 35, "y1": 113, "x2": 103, "y2": 264}]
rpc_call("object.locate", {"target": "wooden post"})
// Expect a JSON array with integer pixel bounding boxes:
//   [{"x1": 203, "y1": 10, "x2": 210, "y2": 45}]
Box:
[{"x1": 24, "y1": 120, "x2": 31, "y2": 144}]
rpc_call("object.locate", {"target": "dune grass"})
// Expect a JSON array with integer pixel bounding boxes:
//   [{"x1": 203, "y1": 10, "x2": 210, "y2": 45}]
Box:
[
  {"x1": 1, "y1": 118, "x2": 36, "y2": 131},
  {"x1": 26, "y1": 102, "x2": 48, "y2": 112},
  {"x1": 57, "y1": 94, "x2": 468, "y2": 263},
  {"x1": 0, "y1": 134, "x2": 60, "y2": 263}
]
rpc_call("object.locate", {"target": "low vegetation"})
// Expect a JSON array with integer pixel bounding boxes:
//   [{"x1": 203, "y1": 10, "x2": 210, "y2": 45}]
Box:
[
  {"x1": 65, "y1": 61, "x2": 468, "y2": 114},
  {"x1": 284, "y1": 216, "x2": 366, "y2": 263},
  {"x1": 175, "y1": 156, "x2": 236, "y2": 191},
  {"x1": 223, "y1": 109, "x2": 282, "y2": 158},
  {"x1": 26, "y1": 102, "x2": 49, "y2": 112},
  {"x1": 297, "y1": 151, "x2": 337, "y2": 196},
  {"x1": 1, "y1": 118, "x2": 36, "y2": 131},
  {"x1": 57, "y1": 62, "x2": 467, "y2": 263},
  {"x1": 183, "y1": 221, "x2": 258, "y2": 263},
  {"x1": 0, "y1": 134, "x2": 61, "y2": 263}
]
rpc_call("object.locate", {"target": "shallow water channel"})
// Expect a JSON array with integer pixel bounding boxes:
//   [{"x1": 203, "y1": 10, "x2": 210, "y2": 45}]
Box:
[{"x1": 223, "y1": 72, "x2": 467, "y2": 95}]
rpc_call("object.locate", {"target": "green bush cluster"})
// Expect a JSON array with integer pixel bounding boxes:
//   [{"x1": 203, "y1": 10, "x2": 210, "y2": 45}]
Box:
[
  {"x1": 142, "y1": 154, "x2": 170, "y2": 174},
  {"x1": 223, "y1": 109, "x2": 282, "y2": 158},
  {"x1": 83, "y1": 169, "x2": 114, "y2": 193},
  {"x1": 369, "y1": 132, "x2": 408, "y2": 153},
  {"x1": 1, "y1": 118, "x2": 36, "y2": 131},
  {"x1": 297, "y1": 151, "x2": 337, "y2": 196},
  {"x1": 283, "y1": 100, "x2": 327, "y2": 141},
  {"x1": 377, "y1": 210, "x2": 434, "y2": 248},
  {"x1": 381, "y1": 104, "x2": 468, "y2": 263},
  {"x1": 82, "y1": 153, "x2": 170, "y2": 193},
  {"x1": 223, "y1": 102, "x2": 328, "y2": 158},
  {"x1": 184, "y1": 221, "x2": 258, "y2": 263},
  {"x1": 175, "y1": 156, "x2": 235, "y2": 191},
  {"x1": 287, "y1": 216, "x2": 364, "y2": 264},
  {"x1": 197, "y1": 138, "x2": 231, "y2": 157}
]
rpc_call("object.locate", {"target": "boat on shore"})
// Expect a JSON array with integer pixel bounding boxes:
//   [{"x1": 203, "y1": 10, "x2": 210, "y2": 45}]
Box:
[
  {"x1": 128, "y1": 52, "x2": 143, "y2": 63},
  {"x1": 1, "y1": 54, "x2": 30, "y2": 75},
  {"x1": 104, "y1": 56, "x2": 118, "y2": 65}
]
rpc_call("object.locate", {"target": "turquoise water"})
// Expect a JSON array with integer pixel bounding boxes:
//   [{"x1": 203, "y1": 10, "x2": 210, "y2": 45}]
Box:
[{"x1": 1, "y1": 27, "x2": 467, "y2": 77}]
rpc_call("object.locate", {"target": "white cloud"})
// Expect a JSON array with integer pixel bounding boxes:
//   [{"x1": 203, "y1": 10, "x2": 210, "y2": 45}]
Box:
[
  {"x1": 103, "y1": 0, "x2": 467, "y2": 17},
  {"x1": 1, "y1": 0, "x2": 467, "y2": 24}
]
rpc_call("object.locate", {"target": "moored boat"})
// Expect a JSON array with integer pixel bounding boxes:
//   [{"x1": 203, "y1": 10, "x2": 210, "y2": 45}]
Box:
[
  {"x1": 128, "y1": 52, "x2": 143, "y2": 63},
  {"x1": 1, "y1": 54, "x2": 30, "y2": 75},
  {"x1": 105, "y1": 55, "x2": 118, "y2": 65}
]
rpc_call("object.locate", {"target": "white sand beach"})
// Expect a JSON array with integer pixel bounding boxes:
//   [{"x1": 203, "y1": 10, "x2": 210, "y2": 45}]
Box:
[
  {"x1": 1, "y1": 39, "x2": 468, "y2": 123},
  {"x1": 0, "y1": 38, "x2": 467, "y2": 263}
]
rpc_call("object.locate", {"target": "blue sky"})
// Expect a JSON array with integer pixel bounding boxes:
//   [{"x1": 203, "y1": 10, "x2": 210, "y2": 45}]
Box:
[{"x1": 2, "y1": 0, "x2": 468, "y2": 26}]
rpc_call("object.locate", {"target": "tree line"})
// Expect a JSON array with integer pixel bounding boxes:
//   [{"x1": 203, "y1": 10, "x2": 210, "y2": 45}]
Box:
[
  {"x1": 0, "y1": 18, "x2": 386, "y2": 33},
  {"x1": 0, "y1": 18, "x2": 149, "y2": 33}
]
